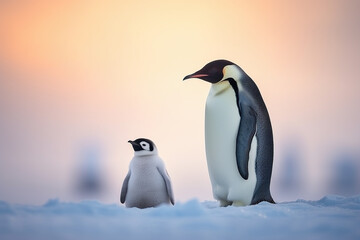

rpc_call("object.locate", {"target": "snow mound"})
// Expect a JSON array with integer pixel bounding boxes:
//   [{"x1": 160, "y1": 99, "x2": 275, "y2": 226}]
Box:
[{"x1": 1, "y1": 196, "x2": 359, "y2": 240}]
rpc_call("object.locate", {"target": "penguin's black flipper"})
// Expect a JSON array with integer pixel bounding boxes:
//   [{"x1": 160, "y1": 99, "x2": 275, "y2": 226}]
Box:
[
  {"x1": 236, "y1": 102, "x2": 257, "y2": 180},
  {"x1": 120, "y1": 171, "x2": 131, "y2": 204}
]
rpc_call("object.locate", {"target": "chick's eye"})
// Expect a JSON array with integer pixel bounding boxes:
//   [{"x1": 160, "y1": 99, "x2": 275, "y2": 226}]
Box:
[{"x1": 139, "y1": 141, "x2": 150, "y2": 151}]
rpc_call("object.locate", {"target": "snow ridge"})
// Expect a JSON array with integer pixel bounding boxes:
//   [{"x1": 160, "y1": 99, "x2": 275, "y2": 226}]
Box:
[{"x1": 0, "y1": 196, "x2": 359, "y2": 240}]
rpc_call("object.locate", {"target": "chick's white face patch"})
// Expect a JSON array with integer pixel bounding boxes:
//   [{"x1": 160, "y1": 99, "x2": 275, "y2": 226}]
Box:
[{"x1": 140, "y1": 141, "x2": 150, "y2": 151}]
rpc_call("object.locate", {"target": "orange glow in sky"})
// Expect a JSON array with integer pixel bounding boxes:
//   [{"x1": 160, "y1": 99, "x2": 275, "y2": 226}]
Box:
[{"x1": 0, "y1": 0, "x2": 360, "y2": 204}]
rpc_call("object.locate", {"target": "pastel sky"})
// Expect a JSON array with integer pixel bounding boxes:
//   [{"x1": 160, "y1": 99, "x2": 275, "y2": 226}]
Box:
[{"x1": 0, "y1": 0, "x2": 359, "y2": 204}]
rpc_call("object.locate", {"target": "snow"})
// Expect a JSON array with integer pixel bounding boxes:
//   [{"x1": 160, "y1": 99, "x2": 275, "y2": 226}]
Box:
[{"x1": 1, "y1": 196, "x2": 359, "y2": 240}]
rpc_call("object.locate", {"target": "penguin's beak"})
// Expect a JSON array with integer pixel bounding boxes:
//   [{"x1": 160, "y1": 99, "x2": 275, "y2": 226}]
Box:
[
  {"x1": 183, "y1": 73, "x2": 209, "y2": 80},
  {"x1": 128, "y1": 140, "x2": 142, "y2": 151}
]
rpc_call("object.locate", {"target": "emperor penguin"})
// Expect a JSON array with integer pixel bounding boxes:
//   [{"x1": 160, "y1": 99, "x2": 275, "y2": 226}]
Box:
[
  {"x1": 120, "y1": 138, "x2": 174, "y2": 208},
  {"x1": 183, "y1": 60, "x2": 275, "y2": 206}
]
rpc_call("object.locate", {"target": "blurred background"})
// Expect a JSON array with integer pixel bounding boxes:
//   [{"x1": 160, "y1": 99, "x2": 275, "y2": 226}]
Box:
[{"x1": 0, "y1": 0, "x2": 359, "y2": 205}]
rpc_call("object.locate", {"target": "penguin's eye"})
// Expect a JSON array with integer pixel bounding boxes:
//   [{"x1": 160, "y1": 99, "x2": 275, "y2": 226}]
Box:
[
  {"x1": 140, "y1": 141, "x2": 150, "y2": 151},
  {"x1": 209, "y1": 67, "x2": 219, "y2": 75}
]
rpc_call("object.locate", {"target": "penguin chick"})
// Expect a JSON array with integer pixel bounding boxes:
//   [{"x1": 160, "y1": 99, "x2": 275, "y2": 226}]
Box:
[{"x1": 120, "y1": 138, "x2": 174, "y2": 208}]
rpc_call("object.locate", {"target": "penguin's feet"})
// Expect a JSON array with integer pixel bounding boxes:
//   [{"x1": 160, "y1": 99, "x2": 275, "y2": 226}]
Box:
[
  {"x1": 232, "y1": 201, "x2": 246, "y2": 207},
  {"x1": 219, "y1": 200, "x2": 232, "y2": 207}
]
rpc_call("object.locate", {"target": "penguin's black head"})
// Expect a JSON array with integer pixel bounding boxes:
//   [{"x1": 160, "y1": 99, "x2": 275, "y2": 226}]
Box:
[
  {"x1": 128, "y1": 138, "x2": 156, "y2": 153},
  {"x1": 183, "y1": 59, "x2": 236, "y2": 83}
]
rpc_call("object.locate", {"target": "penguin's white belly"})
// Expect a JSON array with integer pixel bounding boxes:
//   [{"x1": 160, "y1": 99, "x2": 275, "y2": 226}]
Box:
[
  {"x1": 126, "y1": 160, "x2": 169, "y2": 208},
  {"x1": 205, "y1": 86, "x2": 257, "y2": 205}
]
